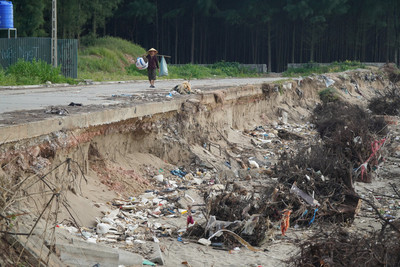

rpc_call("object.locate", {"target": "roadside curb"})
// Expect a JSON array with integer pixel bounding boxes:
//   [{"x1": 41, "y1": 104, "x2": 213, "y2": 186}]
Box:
[{"x1": 0, "y1": 78, "x2": 186, "y2": 91}]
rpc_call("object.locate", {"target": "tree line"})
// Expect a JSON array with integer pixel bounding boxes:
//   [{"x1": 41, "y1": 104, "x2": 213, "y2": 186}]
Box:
[{"x1": 11, "y1": 0, "x2": 400, "y2": 72}]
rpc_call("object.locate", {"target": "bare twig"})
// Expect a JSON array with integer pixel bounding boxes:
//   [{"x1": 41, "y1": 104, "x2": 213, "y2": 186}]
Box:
[{"x1": 360, "y1": 197, "x2": 400, "y2": 234}]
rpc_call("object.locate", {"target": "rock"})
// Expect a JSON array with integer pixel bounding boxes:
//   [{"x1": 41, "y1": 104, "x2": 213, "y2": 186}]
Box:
[
  {"x1": 56, "y1": 238, "x2": 143, "y2": 266},
  {"x1": 151, "y1": 243, "x2": 165, "y2": 265}
]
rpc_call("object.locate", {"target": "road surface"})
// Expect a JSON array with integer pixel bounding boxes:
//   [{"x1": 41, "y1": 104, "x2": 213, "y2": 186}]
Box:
[{"x1": 0, "y1": 77, "x2": 284, "y2": 114}]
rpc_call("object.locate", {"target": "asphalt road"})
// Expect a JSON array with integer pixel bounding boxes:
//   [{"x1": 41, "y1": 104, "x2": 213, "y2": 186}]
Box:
[{"x1": 0, "y1": 77, "x2": 284, "y2": 114}]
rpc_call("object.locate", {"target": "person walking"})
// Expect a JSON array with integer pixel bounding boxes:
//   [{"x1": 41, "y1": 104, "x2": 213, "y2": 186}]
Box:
[{"x1": 146, "y1": 48, "x2": 159, "y2": 88}]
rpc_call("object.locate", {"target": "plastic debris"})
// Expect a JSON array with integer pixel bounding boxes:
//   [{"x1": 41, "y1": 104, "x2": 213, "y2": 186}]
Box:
[
  {"x1": 154, "y1": 174, "x2": 164, "y2": 182},
  {"x1": 290, "y1": 183, "x2": 320, "y2": 206},
  {"x1": 142, "y1": 259, "x2": 156, "y2": 266},
  {"x1": 309, "y1": 208, "x2": 318, "y2": 225},
  {"x1": 280, "y1": 209, "x2": 292, "y2": 236},
  {"x1": 248, "y1": 160, "x2": 260, "y2": 169},
  {"x1": 207, "y1": 229, "x2": 260, "y2": 252},
  {"x1": 170, "y1": 169, "x2": 187, "y2": 178},
  {"x1": 198, "y1": 238, "x2": 211, "y2": 246}
]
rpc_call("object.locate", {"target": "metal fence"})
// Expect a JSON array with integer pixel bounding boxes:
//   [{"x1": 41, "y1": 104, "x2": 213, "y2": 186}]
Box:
[{"x1": 0, "y1": 37, "x2": 78, "y2": 78}]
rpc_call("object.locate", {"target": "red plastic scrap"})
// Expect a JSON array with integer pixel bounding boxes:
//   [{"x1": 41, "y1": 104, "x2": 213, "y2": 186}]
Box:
[{"x1": 280, "y1": 209, "x2": 292, "y2": 236}]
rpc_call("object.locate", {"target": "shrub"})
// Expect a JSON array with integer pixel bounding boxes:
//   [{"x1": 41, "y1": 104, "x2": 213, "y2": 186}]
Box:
[
  {"x1": 126, "y1": 64, "x2": 147, "y2": 76},
  {"x1": 210, "y1": 61, "x2": 257, "y2": 76},
  {"x1": 319, "y1": 87, "x2": 340, "y2": 103},
  {"x1": 368, "y1": 87, "x2": 400, "y2": 116},
  {"x1": 6, "y1": 59, "x2": 67, "y2": 85},
  {"x1": 168, "y1": 64, "x2": 212, "y2": 79}
]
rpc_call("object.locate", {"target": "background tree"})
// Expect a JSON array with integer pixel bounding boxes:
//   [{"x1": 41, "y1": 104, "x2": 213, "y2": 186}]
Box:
[
  {"x1": 13, "y1": 0, "x2": 46, "y2": 37},
  {"x1": 8, "y1": 0, "x2": 400, "y2": 71}
]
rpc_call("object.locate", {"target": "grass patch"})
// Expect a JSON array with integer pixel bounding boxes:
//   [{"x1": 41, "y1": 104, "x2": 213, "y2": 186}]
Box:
[
  {"x1": 167, "y1": 64, "x2": 213, "y2": 79},
  {"x1": 78, "y1": 36, "x2": 146, "y2": 80},
  {"x1": 284, "y1": 61, "x2": 365, "y2": 77},
  {"x1": 0, "y1": 59, "x2": 73, "y2": 86},
  {"x1": 168, "y1": 62, "x2": 259, "y2": 80}
]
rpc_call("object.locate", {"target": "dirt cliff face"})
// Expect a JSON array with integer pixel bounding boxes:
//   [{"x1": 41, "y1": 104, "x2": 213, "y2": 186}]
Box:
[{"x1": 0, "y1": 68, "x2": 395, "y2": 266}]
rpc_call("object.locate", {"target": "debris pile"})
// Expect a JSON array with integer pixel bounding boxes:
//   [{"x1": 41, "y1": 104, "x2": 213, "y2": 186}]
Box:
[
  {"x1": 313, "y1": 101, "x2": 387, "y2": 183},
  {"x1": 368, "y1": 86, "x2": 400, "y2": 116},
  {"x1": 290, "y1": 226, "x2": 400, "y2": 267},
  {"x1": 382, "y1": 63, "x2": 400, "y2": 84}
]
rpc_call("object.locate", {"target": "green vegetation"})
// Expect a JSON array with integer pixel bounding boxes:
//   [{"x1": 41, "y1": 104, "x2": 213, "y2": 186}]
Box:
[
  {"x1": 0, "y1": 37, "x2": 260, "y2": 85},
  {"x1": 319, "y1": 87, "x2": 340, "y2": 104},
  {"x1": 0, "y1": 38, "x2": 367, "y2": 85},
  {"x1": 168, "y1": 62, "x2": 258, "y2": 79},
  {"x1": 0, "y1": 59, "x2": 74, "y2": 86},
  {"x1": 79, "y1": 37, "x2": 259, "y2": 81},
  {"x1": 284, "y1": 61, "x2": 366, "y2": 77},
  {"x1": 79, "y1": 36, "x2": 147, "y2": 81}
]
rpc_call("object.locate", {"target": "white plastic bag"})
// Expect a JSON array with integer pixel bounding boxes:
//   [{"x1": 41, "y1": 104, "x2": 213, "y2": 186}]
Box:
[
  {"x1": 136, "y1": 57, "x2": 148, "y2": 70},
  {"x1": 159, "y1": 56, "x2": 168, "y2": 76}
]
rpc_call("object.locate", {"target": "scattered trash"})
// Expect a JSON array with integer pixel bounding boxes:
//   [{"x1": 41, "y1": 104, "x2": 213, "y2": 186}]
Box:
[
  {"x1": 171, "y1": 169, "x2": 187, "y2": 178},
  {"x1": 68, "y1": 102, "x2": 82, "y2": 106},
  {"x1": 248, "y1": 160, "x2": 259, "y2": 169},
  {"x1": 182, "y1": 261, "x2": 193, "y2": 267},
  {"x1": 142, "y1": 259, "x2": 156, "y2": 266},
  {"x1": 173, "y1": 81, "x2": 192, "y2": 94},
  {"x1": 290, "y1": 183, "x2": 320, "y2": 207},
  {"x1": 45, "y1": 106, "x2": 69, "y2": 115},
  {"x1": 229, "y1": 247, "x2": 241, "y2": 254},
  {"x1": 198, "y1": 238, "x2": 211, "y2": 246},
  {"x1": 154, "y1": 174, "x2": 164, "y2": 183},
  {"x1": 208, "y1": 229, "x2": 260, "y2": 252},
  {"x1": 280, "y1": 209, "x2": 292, "y2": 236},
  {"x1": 322, "y1": 75, "x2": 335, "y2": 87}
]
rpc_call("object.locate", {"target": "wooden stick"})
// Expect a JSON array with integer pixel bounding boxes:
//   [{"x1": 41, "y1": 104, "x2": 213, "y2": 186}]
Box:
[{"x1": 157, "y1": 54, "x2": 171, "y2": 58}]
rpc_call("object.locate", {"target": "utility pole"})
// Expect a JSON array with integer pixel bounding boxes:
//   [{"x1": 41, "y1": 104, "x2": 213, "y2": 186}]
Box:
[{"x1": 51, "y1": 0, "x2": 57, "y2": 67}]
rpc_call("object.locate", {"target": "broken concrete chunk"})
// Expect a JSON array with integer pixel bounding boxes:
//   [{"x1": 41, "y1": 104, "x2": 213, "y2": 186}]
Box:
[{"x1": 151, "y1": 243, "x2": 165, "y2": 265}]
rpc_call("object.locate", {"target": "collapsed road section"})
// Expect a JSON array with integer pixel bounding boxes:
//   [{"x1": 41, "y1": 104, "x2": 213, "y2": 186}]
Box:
[{"x1": 0, "y1": 67, "x2": 400, "y2": 266}]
